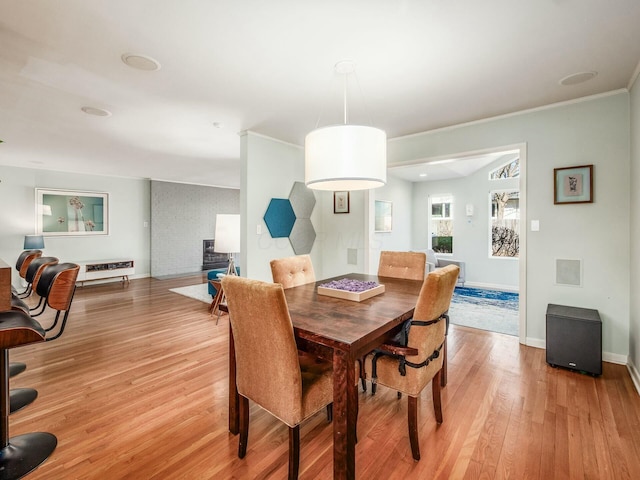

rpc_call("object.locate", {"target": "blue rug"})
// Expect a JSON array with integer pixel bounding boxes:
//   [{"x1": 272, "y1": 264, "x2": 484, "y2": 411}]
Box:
[{"x1": 449, "y1": 287, "x2": 519, "y2": 336}]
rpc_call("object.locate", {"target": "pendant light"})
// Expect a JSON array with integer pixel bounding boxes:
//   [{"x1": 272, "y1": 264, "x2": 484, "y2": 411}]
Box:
[{"x1": 305, "y1": 61, "x2": 386, "y2": 191}]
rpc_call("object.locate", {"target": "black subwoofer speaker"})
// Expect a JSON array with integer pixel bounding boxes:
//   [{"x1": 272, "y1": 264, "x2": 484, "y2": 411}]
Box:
[{"x1": 546, "y1": 303, "x2": 602, "y2": 376}]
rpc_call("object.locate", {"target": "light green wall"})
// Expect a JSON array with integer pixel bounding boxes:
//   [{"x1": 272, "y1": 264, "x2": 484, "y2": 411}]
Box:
[
  {"x1": 369, "y1": 175, "x2": 414, "y2": 271},
  {"x1": 412, "y1": 155, "x2": 520, "y2": 290},
  {"x1": 241, "y1": 132, "x2": 323, "y2": 281},
  {"x1": 0, "y1": 166, "x2": 151, "y2": 284},
  {"x1": 389, "y1": 92, "x2": 631, "y2": 359}
]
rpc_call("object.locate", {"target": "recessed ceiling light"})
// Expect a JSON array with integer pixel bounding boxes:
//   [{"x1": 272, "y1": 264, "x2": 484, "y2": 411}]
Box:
[
  {"x1": 419, "y1": 173, "x2": 427, "y2": 177},
  {"x1": 212, "y1": 122, "x2": 224, "y2": 129},
  {"x1": 81, "y1": 106, "x2": 112, "y2": 117},
  {"x1": 559, "y1": 71, "x2": 597, "y2": 86},
  {"x1": 121, "y1": 53, "x2": 161, "y2": 71}
]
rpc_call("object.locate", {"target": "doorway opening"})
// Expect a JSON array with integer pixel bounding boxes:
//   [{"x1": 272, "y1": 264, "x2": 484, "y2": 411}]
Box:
[{"x1": 388, "y1": 144, "x2": 527, "y2": 343}]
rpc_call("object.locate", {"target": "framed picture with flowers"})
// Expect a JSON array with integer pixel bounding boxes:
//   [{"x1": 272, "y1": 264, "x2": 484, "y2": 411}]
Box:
[{"x1": 35, "y1": 188, "x2": 109, "y2": 236}]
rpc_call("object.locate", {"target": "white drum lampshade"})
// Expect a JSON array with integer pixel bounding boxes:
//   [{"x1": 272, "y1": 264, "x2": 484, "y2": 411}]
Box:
[
  {"x1": 305, "y1": 124, "x2": 387, "y2": 191},
  {"x1": 214, "y1": 214, "x2": 240, "y2": 254},
  {"x1": 214, "y1": 214, "x2": 240, "y2": 276}
]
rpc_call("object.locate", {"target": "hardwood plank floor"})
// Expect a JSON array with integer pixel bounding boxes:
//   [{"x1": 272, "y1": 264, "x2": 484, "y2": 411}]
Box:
[{"x1": 9, "y1": 275, "x2": 640, "y2": 479}]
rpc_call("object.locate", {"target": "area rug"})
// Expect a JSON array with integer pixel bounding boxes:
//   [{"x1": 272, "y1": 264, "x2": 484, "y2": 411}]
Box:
[
  {"x1": 449, "y1": 287, "x2": 519, "y2": 336},
  {"x1": 169, "y1": 283, "x2": 211, "y2": 304}
]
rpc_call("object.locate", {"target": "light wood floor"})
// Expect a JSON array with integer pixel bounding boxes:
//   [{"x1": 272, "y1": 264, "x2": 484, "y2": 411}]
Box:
[{"x1": 9, "y1": 275, "x2": 640, "y2": 479}]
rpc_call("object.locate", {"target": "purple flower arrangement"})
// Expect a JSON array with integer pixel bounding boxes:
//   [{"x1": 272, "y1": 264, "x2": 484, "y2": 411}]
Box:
[{"x1": 319, "y1": 278, "x2": 379, "y2": 293}]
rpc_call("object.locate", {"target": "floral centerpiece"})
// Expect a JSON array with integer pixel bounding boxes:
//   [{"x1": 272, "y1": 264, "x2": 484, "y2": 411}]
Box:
[
  {"x1": 317, "y1": 278, "x2": 385, "y2": 302},
  {"x1": 318, "y1": 278, "x2": 379, "y2": 292}
]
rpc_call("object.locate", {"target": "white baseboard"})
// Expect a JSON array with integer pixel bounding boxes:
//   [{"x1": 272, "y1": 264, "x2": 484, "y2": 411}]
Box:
[
  {"x1": 603, "y1": 351, "x2": 628, "y2": 365},
  {"x1": 628, "y1": 362, "x2": 640, "y2": 396},
  {"x1": 525, "y1": 337, "x2": 628, "y2": 366},
  {"x1": 463, "y1": 281, "x2": 519, "y2": 292},
  {"x1": 525, "y1": 337, "x2": 545, "y2": 349}
]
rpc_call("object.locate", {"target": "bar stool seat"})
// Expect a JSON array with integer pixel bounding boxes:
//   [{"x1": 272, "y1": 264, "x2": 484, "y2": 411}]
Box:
[{"x1": 0, "y1": 310, "x2": 56, "y2": 479}]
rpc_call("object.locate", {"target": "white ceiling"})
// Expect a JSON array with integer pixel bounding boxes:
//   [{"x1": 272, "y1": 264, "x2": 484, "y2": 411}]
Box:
[{"x1": 1, "y1": 0, "x2": 639, "y2": 188}]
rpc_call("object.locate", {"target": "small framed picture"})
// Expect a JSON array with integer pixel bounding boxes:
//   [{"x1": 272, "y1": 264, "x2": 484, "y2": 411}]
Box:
[
  {"x1": 333, "y1": 191, "x2": 350, "y2": 214},
  {"x1": 554, "y1": 165, "x2": 593, "y2": 204}
]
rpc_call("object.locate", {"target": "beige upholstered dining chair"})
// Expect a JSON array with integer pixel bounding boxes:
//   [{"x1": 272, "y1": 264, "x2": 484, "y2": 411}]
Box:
[
  {"x1": 221, "y1": 275, "x2": 333, "y2": 480},
  {"x1": 377, "y1": 250, "x2": 426, "y2": 281},
  {"x1": 357, "y1": 251, "x2": 428, "y2": 391},
  {"x1": 365, "y1": 264, "x2": 459, "y2": 461},
  {"x1": 270, "y1": 254, "x2": 316, "y2": 289}
]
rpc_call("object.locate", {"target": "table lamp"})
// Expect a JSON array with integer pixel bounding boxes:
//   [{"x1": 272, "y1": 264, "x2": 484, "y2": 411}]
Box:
[
  {"x1": 214, "y1": 214, "x2": 240, "y2": 276},
  {"x1": 24, "y1": 234, "x2": 45, "y2": 250}
]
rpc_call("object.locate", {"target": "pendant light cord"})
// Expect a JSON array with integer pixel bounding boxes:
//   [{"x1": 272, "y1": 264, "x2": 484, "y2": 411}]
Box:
[
  {"x1": 313, "y1": 62, "x2": 374, "y2": 129},
  {"x1": 343, "y1": 71, "x2": 348, "y2": 125}
]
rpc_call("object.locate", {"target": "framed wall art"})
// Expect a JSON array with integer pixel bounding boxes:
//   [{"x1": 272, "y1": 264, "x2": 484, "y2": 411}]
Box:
[
  {"x1": 36, "y1": 188, "x2": 109, "y2": 236},
  {"x1": 333, "y1": 191, "x2": 350, "y2": 214},
  {"x1": 375, "y1": 200, "x2": 393, "y2": 232},
  {"x1": 554, "y1": 165, "x2": 593, "y2": 204}
]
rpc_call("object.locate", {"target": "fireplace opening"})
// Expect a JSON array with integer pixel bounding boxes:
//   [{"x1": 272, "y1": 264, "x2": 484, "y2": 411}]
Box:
[{"x1": 202, "y1": 239, "x2": 229, "y2": 270}]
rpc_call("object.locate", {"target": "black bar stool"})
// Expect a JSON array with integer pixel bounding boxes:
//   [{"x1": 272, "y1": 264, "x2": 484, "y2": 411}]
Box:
[
  {"x1": 31, "y1": 263, "x2": 80, "y2": 341},
  {"x1": 0, "y1": 310, "x2": 56, "y2": 479},
  {"x1": 13, "y1": 251, "x2": 42, "y2": 297},
  {"x1": 21, "y1": 257, "x2": 59, "y2": 302}
]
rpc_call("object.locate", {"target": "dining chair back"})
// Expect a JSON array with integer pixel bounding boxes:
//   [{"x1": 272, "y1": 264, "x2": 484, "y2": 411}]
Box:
[
  {"x1": 377, "y1": 251, "x2": 426, "y2": 280},
  {"x1": 366, "y1": 264, "x2": 459, "y2": 461},
  {"x1": 270, "y1": 254, "x2": 316, "y2": 289},
  {"x1": 222, "y1": 275, "x2": 333, "y2": 479}
]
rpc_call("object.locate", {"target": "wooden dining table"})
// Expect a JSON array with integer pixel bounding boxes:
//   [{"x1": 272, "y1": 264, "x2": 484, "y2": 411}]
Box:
[{"x1": 227, "y1": 273, "x2": 424, "y2": 480}]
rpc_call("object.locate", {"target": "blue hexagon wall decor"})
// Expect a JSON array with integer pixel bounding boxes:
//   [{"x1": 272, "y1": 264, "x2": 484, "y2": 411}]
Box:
[{"x1": 263, "y1": 198, "x2": 296, "y2": 238}]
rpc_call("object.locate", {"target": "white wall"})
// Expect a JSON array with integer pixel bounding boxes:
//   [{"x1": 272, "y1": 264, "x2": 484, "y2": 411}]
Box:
[
  {"x1": 629, "y1": 75, "x2": 640, "y2": 388},
  {"x1": 368, "y1": 175, "x2": 414, "y2": 272},
  {"x1": 320, "y1": 189, "x2": 368, "y2": 278},
  {"x1": 241, "y1": 131, "x2": 323, "y2": 281},
  {"x1": 411, "y1": 155, "x2": 520, "y2": 289},
  {"x1": 0, "y1": 166, "x2": 150, "y2": 285},
  {"x1": 388, "y1": 92, "x2": 631, "y2": 360}
]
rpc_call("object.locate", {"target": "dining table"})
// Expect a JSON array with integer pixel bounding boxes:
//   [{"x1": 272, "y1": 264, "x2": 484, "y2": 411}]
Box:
[{"x1": 227, "y1": 273, "x2": 424, "y2": 480}]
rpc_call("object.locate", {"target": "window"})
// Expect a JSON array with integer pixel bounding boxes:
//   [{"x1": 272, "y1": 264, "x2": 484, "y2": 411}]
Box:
[
  {"x1": 490, "y1": 190, "x2": 519, "y2": 257},
  {"x1": 429, "y1": 194, "x2": 453, "y2": 253},
  {"x1": 489, "y1": 156, "x2": 520, "y2": 180}
]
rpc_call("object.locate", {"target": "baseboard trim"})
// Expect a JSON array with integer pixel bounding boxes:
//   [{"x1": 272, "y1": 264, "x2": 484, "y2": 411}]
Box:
[
  {"x1": 628, "y1": 362, "x2": 640, "y2": 396},
  {"x1": 525, "y1": 337, "x2": 545, "y2": 349},
  {"x1": 603, "y1": 352, "x2": 628, "y2": 365},
  {"x1": 462, "y1": 281, "x2": 519, "y2": 292},
  {"x1": 524, "y1": 337, "x2": 628, "y2": 366}
]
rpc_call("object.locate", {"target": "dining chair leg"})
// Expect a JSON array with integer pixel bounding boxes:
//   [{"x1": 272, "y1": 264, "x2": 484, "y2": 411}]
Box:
[
  {"x1": 433, "y1": 370, "x2": 443, "y2": 424},
  {"x1": 357, "y1": 358, "x2": 366, "y2": 392},
  {"x1": 408, "y1": 395, "x2": 420, "y2": 461},
  {"x1": 238, "y1": 395, "x2": 249, "y2": 459},
  {"x1": 288, "y1": 425, "x2": 300, "y2": 480},
  {"x1": 440, "y1": 338, "x2": 448, "y2": 387}
]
